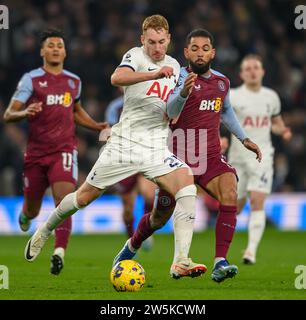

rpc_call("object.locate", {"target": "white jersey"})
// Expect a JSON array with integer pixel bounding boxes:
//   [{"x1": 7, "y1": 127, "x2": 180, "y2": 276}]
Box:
[
  {"x1": 228, "y1": 84, "x2": 281, "y2": 163},
  {"x1": 111, "y1": 46, "x2": 180, "y2": 148}
]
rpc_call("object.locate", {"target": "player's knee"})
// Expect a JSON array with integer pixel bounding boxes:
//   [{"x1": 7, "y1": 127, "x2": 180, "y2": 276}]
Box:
[
  {"x1": 75, "y1": 192, "x2": 93, "y2": 208},
  {"x1": 144, "y1": 194, "x2": 155, "y2": 207},
  {"x1": 220, "y1": 188, "x2": 237, "y2": 205},
  {"x1": 249, "y1": 197, "x2": 264, "y2": 211},
  {"x1": 122, "y1": 197, "x2": 134, "y2": 213},
  {"x1": 76, "y1": 197, "x2": 89, "y2": 208},
  {"x1": 76, "y1": 184, "x2": 103, "y2": 208},
  {"x1": 178, "y1": 168, "x2": 194, "y2": 186},
  {"x1": 167, "y1": 168, "x2": 194, "y2": 193},
  {"x1": 175, "y1": 184, "x2": 197, "y2": 201},
  {"x1": 237, "y1": 198, "x2": 247, "y2": 213}
]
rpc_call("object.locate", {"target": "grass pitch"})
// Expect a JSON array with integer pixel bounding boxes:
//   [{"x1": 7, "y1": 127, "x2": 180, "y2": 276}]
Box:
[{"x1": 0, "y1": 229, "x2": 305, "y2": 300}]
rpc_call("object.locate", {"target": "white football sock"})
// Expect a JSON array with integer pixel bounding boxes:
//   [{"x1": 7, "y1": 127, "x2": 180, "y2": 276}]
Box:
[
  {"x1": 214, "y1": 257, "x2": 225, "y2": 267},
  {"x1": 172, "y1": 185, "x2": 197, "y2": 263},
  {"x1": 127, "y1": 239, "x2": 137, "y2": 253},
  {"x1": 246, "y1": 210, "x2": 266, "y2": 256},
  {"x1": 43, "y1": 192, "x2": 81, "y2": 234},
  {"x1": 54, "y1": 247, "x2": 65, "y2": 259}
]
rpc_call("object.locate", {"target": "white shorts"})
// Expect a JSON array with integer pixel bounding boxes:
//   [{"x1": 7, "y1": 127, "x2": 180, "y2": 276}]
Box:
[
  {"x1": 86, "y1": 138, "x2": 188, "y2": 190},
  {"x1": 231, "y1": 156, "x2": 273, "y2": 199}
]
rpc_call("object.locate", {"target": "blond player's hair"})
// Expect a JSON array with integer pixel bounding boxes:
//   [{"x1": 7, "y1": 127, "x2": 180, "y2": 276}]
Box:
[
  {"x1": 142, "y1": 15, "x2": 169, "y2": 33},
  {"x1": 240, "y1": 54, "x2": 263, "y2": 69}
]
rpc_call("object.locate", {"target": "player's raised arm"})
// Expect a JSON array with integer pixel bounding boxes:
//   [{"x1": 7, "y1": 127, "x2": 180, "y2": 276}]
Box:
[
  {"x1": 111, "y1": 24, "x2": 176, "y2": 87},
  {"x1": 72, "y1": 80, "x2": 108, "y2": 131},
  {"x1": 166, "y1": 69, "x2": 197, "y2": 119},
  {"x1": 111, "y1": 65, "x2": 174, "y2": 87},
  {"x1": 221, "y1": 92, "x2": 262, "y2": 162},
  {"x1": 73, "y1": 102, "x2": 109, "y2": 131},
  {"x1": 268, "y1": 86, "x2": 292, "y2": 142},
  {"x1": 271, "y1": 115, "x2": 292, "y2": 142},
  {"x1": 3, "y1": 72, "x2": 42, "y2": 123},
  {"x1": 3, "y1": 100, "x2": 42, "y2": 123}
]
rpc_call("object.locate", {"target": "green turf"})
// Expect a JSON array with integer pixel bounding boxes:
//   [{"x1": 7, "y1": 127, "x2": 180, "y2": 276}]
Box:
[{"x1": 0, "y1": 229, "x2": 305, "y2": 300}]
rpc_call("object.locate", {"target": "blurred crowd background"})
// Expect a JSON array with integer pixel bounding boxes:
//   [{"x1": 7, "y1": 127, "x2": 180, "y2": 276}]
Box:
[{"x1": 0, "y1": 0, "x2": 305, "y2": 195}]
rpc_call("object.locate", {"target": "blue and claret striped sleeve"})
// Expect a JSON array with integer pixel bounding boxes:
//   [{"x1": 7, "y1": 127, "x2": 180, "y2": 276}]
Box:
[
  {"x1": 166, "y1": 67, "x2": 189, "y2": 119},
  {"x1": 12, "y1": 73, "x2": 33, "y2": 104},
  {"x1": 221, "y1": 92, "x2": 248, "y2": 142}
]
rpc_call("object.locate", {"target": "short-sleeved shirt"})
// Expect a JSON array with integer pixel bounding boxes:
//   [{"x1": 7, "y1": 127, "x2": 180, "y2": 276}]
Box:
[
  {"x1": 105, "y1": 96, "x2": 124, "y2": 126},
  {"x1": 12, "y1": 67, "x2": 81, "y2": 157},
  {"x1": 229, "y1": 84, "x2": 281, "y2": 162},
  {"x1": 110, "y1": 47, "x2": 180, "y2": 149},
  {"x1": 169, "y1": 67, "x2": 231, "y2": 163}
]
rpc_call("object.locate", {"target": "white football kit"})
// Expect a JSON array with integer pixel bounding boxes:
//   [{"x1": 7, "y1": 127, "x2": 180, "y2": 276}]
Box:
[
  {"x1": 86, "y1": 47, "x2": 186, "y2": 189},
  {"x1": 228, "y1": 84, "x2": 281, "y2": 198}
]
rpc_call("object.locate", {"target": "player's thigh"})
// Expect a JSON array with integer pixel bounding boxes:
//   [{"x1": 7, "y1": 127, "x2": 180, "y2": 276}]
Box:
[
  {"x1": 86, "y1": 142, "x2": 139, "y2": 191},
  {"x1": 197, "y1": 155, "x2": 237, "y2": 203},
  {"x1": 23, "y1": 159, "x2": 49, "y2": 216},
  {"x1": 141, "y1": 149, "x2": 193, "y2": 196},
  {"x1": 121, "y1": 189, "x2": 137, "y2": 217},
  {"x1": 218, "y1": 172, "x2": 238, "y2": 204},
  {"x1": 47, "y1": 150, "x2": 78, "y2": 187},
  {"x1": 247, "y1": 160, "x2": 273, "y2": 200},
  {"x1": 142, "y1": 149, "x2": 194, "y2": 196},
  {"x1": 137, "y1": 175, "x2": 157, "y2": 203},
  {"x1": 46, "y1": 151, "x2": 78, "y2": 205},
  {"x1": 114, "y1": 175, "x2": 138, "y2": 195},
  {"x1": 155, "y1": 167, "x2": 194, "y2": 196},
  {"x1": 237, "y1": 197, "x2": 247, "y2": 213},
  {"x1": 51, "y1": 181, "x2": 76, "y2": 206},
  {"x1": 205, "y1": 172, "x2": 237, "y2": 205}
]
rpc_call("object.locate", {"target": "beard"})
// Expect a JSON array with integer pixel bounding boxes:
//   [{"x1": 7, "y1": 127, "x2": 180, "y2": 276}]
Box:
[
  {"x1": 49, "y1": 61, "x2": 61, "y2": 66},
  {"x1": 189, "y1": 59, "x2": 211, "y2": 75}
]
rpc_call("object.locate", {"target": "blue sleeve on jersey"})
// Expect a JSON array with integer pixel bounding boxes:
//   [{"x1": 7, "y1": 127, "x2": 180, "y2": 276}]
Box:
[
  {"x1": 166, "y1": 68, "x2": 189, "y2": 119},
  {"x1": 75, "y1": 80, "x2": 82, "y2": 102},
  {"x1": 105, "y1": 96, "x2": 124, "y2": 125},
  {"x1": 221, "y1": 92, "x2": 248, "y2": 142},
  {"x1": 12, "y1": 73, "x2": 33, "y2": 103}
]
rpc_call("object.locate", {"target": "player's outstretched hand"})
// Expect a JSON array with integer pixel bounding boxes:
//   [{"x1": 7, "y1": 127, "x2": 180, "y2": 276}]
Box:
[
  {"x1": 153, "y1": 66, "x2": 174, "y2": 79},
  {"x1": 243, "y1": 138, "x2": 262, "y2": 162},
  {"x1": 282, "y1": 127, "x2": 292, "y2": 142},
  {"x1": 180, "y1": 72, "x2": 197, "y2": 98},
  {"x1": 96, "y1": 122, "x2": 110, "y2": 131},
  {"x1": 25, "y1": 102, "x2": 43, "y2": 117}
]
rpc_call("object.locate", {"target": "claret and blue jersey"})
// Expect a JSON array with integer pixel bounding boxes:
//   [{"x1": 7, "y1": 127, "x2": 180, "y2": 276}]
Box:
[
  {"x1": 12, "y1": 67, "x2": 82, "y2": 156},
  {"x1": 167, "y1": 67, "x2": 247, "y2": 160}
]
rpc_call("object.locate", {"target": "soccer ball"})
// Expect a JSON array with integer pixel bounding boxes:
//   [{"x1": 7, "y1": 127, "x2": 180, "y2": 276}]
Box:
[{"x1": 110, "y1": 260, "x2": 145, "y2": 292}]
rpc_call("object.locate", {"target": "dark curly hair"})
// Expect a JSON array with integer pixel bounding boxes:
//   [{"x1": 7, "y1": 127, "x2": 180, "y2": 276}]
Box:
[
  {"x1": 40, "y1": 28, "x2": 66, "y2": 47},
  {"x1": 186, "y1": 28, "x2": 214, "y2": 48}
]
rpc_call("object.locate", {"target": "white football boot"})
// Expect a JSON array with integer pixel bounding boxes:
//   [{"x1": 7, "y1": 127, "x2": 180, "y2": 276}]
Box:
[
  {"x1": 170, "y1": 257, "x2": 207, "y2": 279},
  {"x1": 24, "y1": 225, "x2": 50, "y2": 262}
]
